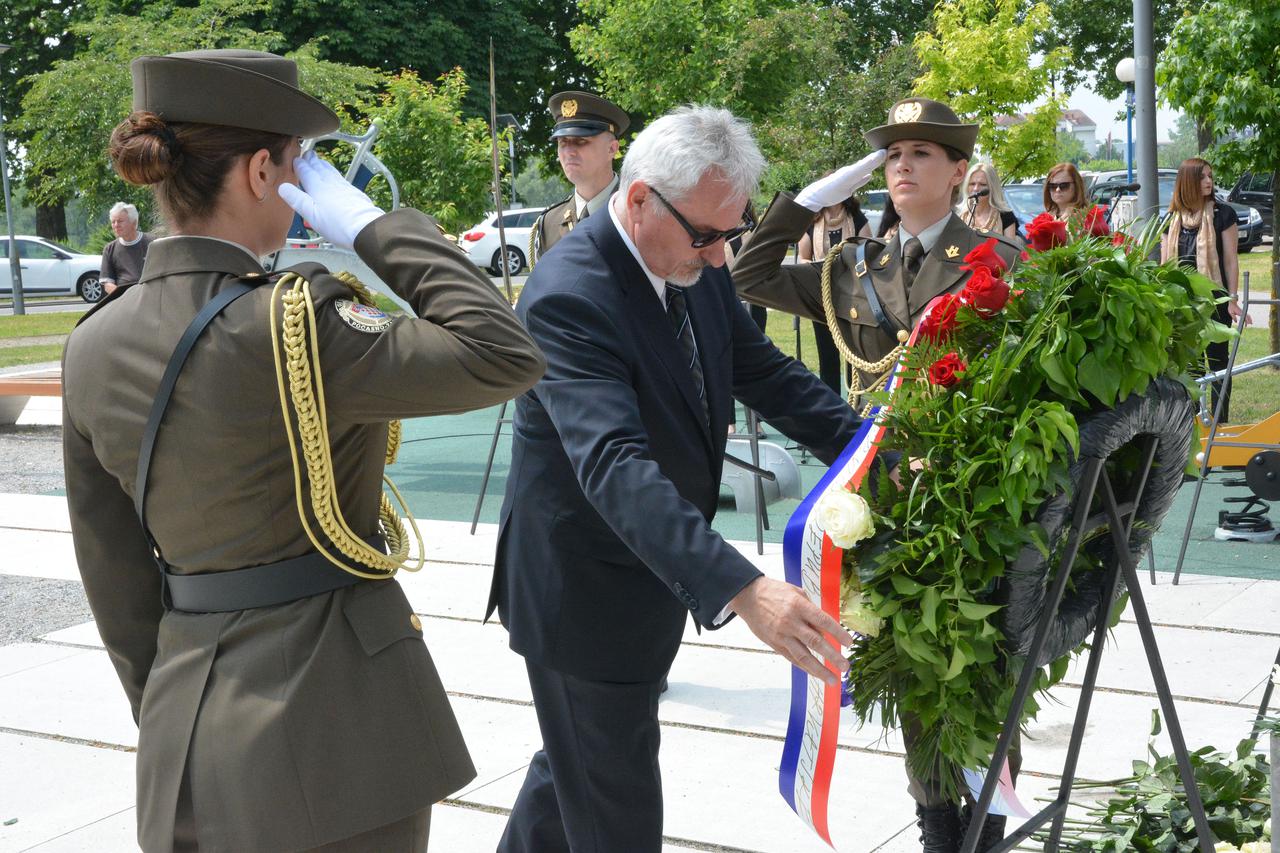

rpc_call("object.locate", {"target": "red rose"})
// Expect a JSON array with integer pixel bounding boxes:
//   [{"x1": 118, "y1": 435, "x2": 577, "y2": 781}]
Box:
[
  {"x1": 928, "y1": 352, "x2": 966, "y2": 387},
  {"x1": 1083, "y1": 205, "x2": 1110, "y2": 237},
  {"x1": 1026, "y1": 213, "x2": 1068, "y2": 252},
  {"x1": 960, "y1": 266, "x2": 1011, "y2": 316},
  {"x1": 918, "y1": 293, "x2": 961, "y2": 342},
  {"x1": 1019, "y1": 250, "x2": 1030, "y2": 262},
  {"x1": 961, "y1": 237, "x2": 1009, "y2": 277},
  {"x1": 1111, "y1": 231, "x2": 1129, "y2": 247}
]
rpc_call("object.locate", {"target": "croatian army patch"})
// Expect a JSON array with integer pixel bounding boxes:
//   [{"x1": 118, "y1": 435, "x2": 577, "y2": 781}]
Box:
[{"x1": 334, "y1": 298, "x2": 392, "y2": 333}]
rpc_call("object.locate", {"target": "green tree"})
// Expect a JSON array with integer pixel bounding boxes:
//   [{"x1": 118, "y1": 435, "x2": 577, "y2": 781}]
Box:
[
  {"x1": 1037, "y1": 0, "x2": 1187, "y2": 100},
  {"x1": 1157, "y1": 113, "x2": 1199, "y2": 170},
  {"x1": 513, "y1": 154, "x2": 570, "y2": 209},
  {"x1": 1159, "y1": 0, "x2": 1280, "y2": 353},
  {"x1": 914, "y1": 0, "x2": 1069, "y2": 181},
  {"x1": 1055, "y1": 130, "x2": 1088, "y2": 165},
  {"x1": 13, "y1": 0, "x2": 382, "y2": 227},
  {"x1": 366, "y1": 69, "x2": 494, "y2": 234},
  {"x1": 2, "y1": 0, "x2": 92, "y2": 239}
]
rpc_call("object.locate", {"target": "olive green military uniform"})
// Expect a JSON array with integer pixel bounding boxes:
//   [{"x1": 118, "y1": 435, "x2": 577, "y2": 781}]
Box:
[
  {"x1": 528, "y1": 91, "x2": 629, "y2": 270},
  {"x1": 733, "y1": 192, "x2": 1022, "y2": 397},
  {"x1": 63, "y1": 207, "x2": 545, "y2": 851},
  {"x1": 529, "y1": 173, "x2": 620, "y2": 268}
]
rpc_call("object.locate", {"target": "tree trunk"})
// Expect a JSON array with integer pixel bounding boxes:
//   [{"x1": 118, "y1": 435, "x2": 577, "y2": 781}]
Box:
[
  {"x1": 35, "y1": 201, "x2": 67, "y2": 242},
  {"x1": 1195, "y1": 118, "x2": 1214, "y2": 154}
]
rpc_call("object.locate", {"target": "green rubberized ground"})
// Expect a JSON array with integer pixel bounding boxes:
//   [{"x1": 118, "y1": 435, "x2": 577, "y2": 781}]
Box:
[{"x1": 387, "y1": 402, "x2": 1280, "y2": 580}]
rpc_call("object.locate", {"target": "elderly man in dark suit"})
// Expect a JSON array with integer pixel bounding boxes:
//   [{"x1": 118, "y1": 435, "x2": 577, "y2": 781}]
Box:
[{"x1": 487, "y1": 105, "x2": 874, "y2": 853}]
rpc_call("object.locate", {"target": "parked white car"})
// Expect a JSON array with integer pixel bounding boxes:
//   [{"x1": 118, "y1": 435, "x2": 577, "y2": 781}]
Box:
[
  {"x1": 0, "y1": 236, "x2": 104, "y2": 303},
  {"x1": 457, "y1": 207, "x2": 543, "y2": 277}
]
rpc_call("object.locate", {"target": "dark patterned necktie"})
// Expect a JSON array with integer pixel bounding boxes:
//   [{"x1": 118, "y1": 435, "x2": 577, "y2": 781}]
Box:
[
  {"x1": 665, "y1": 284, "x2": 708, "y2": 424},
  {"x1": 579, "y1": 205, "x2": 590, "y2": 221},
  {"x1": 903, "y1": 236, "x2": 925, "y2": 288}
]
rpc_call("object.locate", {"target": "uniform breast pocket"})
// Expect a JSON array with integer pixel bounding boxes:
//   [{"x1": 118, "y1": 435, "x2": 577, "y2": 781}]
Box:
[{"x1": 343, "y1": 580, "x2": 423, "y2": 656}]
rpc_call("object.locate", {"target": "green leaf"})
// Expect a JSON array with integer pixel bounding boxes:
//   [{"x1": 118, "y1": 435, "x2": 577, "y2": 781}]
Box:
[
  {"x1": 957, "y1": 600, "x2": 1002, "y2": 620},
  {"x1": 921, "y1": 586, "x2": 941, "y2": 634},
  {"x1": 891, "y1": 575, "x2": 925, "y2": 596}
]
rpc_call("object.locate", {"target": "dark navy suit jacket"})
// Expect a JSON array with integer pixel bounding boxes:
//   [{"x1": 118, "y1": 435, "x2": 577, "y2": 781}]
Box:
[{"x1": 486, "y1": 208, "x2": 862, "y2": 682}]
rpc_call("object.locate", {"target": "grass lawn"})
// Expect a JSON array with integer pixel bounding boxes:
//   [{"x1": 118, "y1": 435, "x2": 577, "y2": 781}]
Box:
[
  {"x1": 0, "y1": 313, "x2": 80, "y2": 340},
  {"x1": 0, "y1": 344, "x2": 64, "y2": 369},
  {"x1": 1238, "y1": 250, "x2": 1277, "y2": 298}
]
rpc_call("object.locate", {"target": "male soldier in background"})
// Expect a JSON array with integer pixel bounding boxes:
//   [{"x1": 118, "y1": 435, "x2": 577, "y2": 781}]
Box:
[{"x1": 528, "y1": 91, "x2": 629, "y2": 268}]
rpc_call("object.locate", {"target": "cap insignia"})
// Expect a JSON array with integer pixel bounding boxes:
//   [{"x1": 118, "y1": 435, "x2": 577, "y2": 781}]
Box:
[
  {"x1": 561, "y1": 98, "x2": 578, "y2": 118},
  {"x1": 893, "y1": 101, "x2": 923, "y2": 124}
]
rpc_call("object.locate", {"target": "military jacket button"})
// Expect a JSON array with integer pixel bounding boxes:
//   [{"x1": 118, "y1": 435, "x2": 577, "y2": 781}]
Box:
[{"x1": 409, "y1": 613, "x2": 422, "y2": 632}]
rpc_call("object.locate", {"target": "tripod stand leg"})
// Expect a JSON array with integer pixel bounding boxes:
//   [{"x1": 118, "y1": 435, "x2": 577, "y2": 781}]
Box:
[{"x1": 471, "y1": 400, "x2": 509, "y2": 535}]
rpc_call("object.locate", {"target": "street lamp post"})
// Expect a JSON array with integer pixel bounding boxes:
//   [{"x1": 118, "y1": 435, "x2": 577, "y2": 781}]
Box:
[
  {"x1": 0, "y1": 43, "x2": 25, "y2": 316},
  {"x1": 1115, "y1": 57, "x2": 1136, "y2": 186},
  {"x1": 496, "y1": 113, "x2": 520, "y2": 206}
]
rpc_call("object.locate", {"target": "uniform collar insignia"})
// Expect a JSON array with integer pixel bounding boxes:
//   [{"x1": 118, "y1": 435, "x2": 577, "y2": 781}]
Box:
[{"x1": 944, "y1": 244, "x2": 960, "y2": 259}]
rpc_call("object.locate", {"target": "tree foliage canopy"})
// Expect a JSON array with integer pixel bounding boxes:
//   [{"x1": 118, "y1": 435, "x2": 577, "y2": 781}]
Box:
[{"x1": 914, "y1": 0, "x2": 1069, "y2": 181}]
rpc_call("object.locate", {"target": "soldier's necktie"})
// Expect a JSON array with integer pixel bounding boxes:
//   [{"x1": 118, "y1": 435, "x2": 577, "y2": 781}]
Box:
[
  {"x1": 579, "y1": 205, "x2": 590, "y2": 221},
  {"x1": 902, "y1": 237, "x2": 925, "y2": 289},
  {"x1": 665, "y1": 284, "x2": 708, "y2": 424}
]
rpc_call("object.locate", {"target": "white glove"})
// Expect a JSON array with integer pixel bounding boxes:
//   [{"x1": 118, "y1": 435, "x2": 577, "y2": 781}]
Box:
[
  {"x1": 794, "y1": 149, "x2": 887, "y2": 212},
  {"x1": 277, "y1": 151, "x2": 385, "y2": 250}
]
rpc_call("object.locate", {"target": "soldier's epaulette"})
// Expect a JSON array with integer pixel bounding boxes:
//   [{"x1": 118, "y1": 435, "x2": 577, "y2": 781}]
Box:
[
  {"x1": 985, "y1": 231, "x2": 1023, "y2": 252},
  {"x1": 74, "y1": 283, "x2": 133, "y2": 327}
]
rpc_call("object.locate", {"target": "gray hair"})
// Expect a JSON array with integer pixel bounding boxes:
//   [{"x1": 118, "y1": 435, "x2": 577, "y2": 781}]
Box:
[
  {"x1": 109, "y1": 202, "x2": 139, "y2": 223},
  {"x1": 620, "y1": 105, "x2": 764, "y2": 213}
]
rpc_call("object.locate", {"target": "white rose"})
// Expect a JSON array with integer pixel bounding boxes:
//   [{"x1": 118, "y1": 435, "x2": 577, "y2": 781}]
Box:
[{"x1": 817, "y1": 488, "x2": 874, "y2": 549}]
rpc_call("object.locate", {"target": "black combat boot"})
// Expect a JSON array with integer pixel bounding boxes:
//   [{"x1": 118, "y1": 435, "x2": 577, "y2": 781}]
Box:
[
  {"x1": 959, "y1": 804, "x2": 1008, "y2": 852},
  {"x1": 915, "y1": 803, "x2": 962, "y2": 853}
]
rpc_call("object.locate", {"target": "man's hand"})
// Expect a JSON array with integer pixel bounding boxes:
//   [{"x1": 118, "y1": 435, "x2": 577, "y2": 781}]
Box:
[
  {"x1": 729, "y1": 576, "x2": 854, "y2": 684},
  {"x1": 278, "y1": 151, "x2": 385, "y2": 251},
  {"x1": 794, "y1": 150, "x2": 887, "y2": 213}
]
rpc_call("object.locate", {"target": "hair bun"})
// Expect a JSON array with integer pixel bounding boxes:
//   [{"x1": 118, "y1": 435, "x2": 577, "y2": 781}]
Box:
[{"x1": 108, "y1": 112, "x2": 183, "y2": 186}]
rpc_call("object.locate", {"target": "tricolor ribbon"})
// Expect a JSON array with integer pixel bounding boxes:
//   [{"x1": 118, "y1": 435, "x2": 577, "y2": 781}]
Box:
[{"x1": 778, "y1": 296, "x2": 1029, "y2": 847}]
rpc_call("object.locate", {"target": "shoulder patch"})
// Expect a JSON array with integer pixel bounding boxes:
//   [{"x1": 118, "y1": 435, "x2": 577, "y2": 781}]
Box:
[{"x1": 334, "y1": 298, "x2": 392, "y2": 334}]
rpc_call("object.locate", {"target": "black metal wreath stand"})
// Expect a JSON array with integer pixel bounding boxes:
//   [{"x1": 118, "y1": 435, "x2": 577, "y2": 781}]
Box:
[{"x1": 962, "y1": 434, "x2": 1216, "y2": 853}]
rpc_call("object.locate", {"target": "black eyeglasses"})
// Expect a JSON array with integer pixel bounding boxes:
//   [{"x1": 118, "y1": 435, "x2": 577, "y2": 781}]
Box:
[
  {"x1": 648, "y1": 185, "x2": 755, "y2": 248},
  {"x1": 1047, "y1": 181, "x2": 1074, "y2": 192}
]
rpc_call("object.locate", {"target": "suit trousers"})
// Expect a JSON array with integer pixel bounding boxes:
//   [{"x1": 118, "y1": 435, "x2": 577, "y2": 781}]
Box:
[{"x1": 498, "y1": 658, "x2": 665, "y2": 853}]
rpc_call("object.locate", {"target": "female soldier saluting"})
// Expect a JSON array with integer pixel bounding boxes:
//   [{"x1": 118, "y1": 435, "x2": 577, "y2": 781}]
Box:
[{"x1": 61, "y1": 49, "x2": 544, "y2": 852}]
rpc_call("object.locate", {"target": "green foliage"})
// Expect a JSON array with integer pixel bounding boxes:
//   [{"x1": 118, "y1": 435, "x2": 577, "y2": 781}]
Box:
[
  {"x1": 1038, "y1": 0, "x2": 1188, "y2": 101},
  {"x1": 844, "y1": 219, "x2": 1227, "y2": 800},
  {"x1": 1158, "y1": 114, "x2": 1202, "y2": 170},
  {"x1": 1054, "y1": 711, "x2": 1272, "y2": 851},
  {"x1": 914, "y1": 0, "x2": 1070, "y2": 181},
  {"x1": 365, "y1": 69, "x2": 495, "y2": 234},
  {"x1": 1056, "y1": 130, "x2": 1090, "y2": 165},
  {"x1": 513, "y1": 155, "x2": 570, "y2": 209},
  {"x1": 12, "y1": 0, "x2": 382, "y2": 224}
]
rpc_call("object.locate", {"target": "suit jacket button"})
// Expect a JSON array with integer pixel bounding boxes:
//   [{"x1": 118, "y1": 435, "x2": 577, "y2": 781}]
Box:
[
  {"x1": 688, "y1": 598, "x2": 699, "y2": 611},
  {"x1": 410, "y1": 614, "x2": 422, "y2": 632}
]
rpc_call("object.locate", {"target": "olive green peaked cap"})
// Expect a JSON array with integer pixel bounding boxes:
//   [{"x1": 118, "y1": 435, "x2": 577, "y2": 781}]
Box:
[
  {"x1": 865, "y1": 98, "x2": 979, "y2": 159},
  {"x1": 131, "y1": 49, "x2": 340, "y2": 138},
  {"x1": 549, "y1": 91, "x2": 630, "y2": 138}
]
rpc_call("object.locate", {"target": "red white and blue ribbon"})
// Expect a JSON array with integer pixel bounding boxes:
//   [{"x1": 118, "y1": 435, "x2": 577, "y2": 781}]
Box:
[{"x1": 778, "y1": 295, "x2": 1028, "y2": 847}]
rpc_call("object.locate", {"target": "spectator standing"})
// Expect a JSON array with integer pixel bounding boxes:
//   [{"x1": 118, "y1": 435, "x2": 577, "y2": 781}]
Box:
[
  {"x1": 100, "y1": 202, "x2": 154, "y2": 295},
  {"x1": 958, "y1": 162, "x2": 1019, "y2": 239},
  {"x1": 1160, "y1": 157, "x2": 1245, "y2": 421},
  {"x1": 1043, "y1": 162, "x2": 1087, "y2": 222},
  {"x1": 796, "y1": 194, "x2": 871, "y2": 395}
]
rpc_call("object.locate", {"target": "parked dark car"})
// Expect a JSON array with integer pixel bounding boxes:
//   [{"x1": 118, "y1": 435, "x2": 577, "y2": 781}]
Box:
[
  {"x1": 1091, "y1": 174, "x2": 1263, "y2": 252},
  {"x1": 1002, "y1": 182, "x2": 1043, "y2": 238},
  {"x1": 1228, "y1": 172, "x2": 1274, "y2": 237}
]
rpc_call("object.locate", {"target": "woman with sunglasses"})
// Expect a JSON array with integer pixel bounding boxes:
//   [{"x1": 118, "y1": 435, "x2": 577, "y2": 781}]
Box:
[
  {"x1": 959, "y1": 162, "x2": 1020, "y2": 239},
  {"x1": 1043, "y1": 162, "x2": 1087, "y2": 221},
  {"x1": 1160, "y1": 157, "x2": 1245, "y2": 421},
  {"x1": 796, "y1": 191, "x2": 872, "y2": 394}
]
